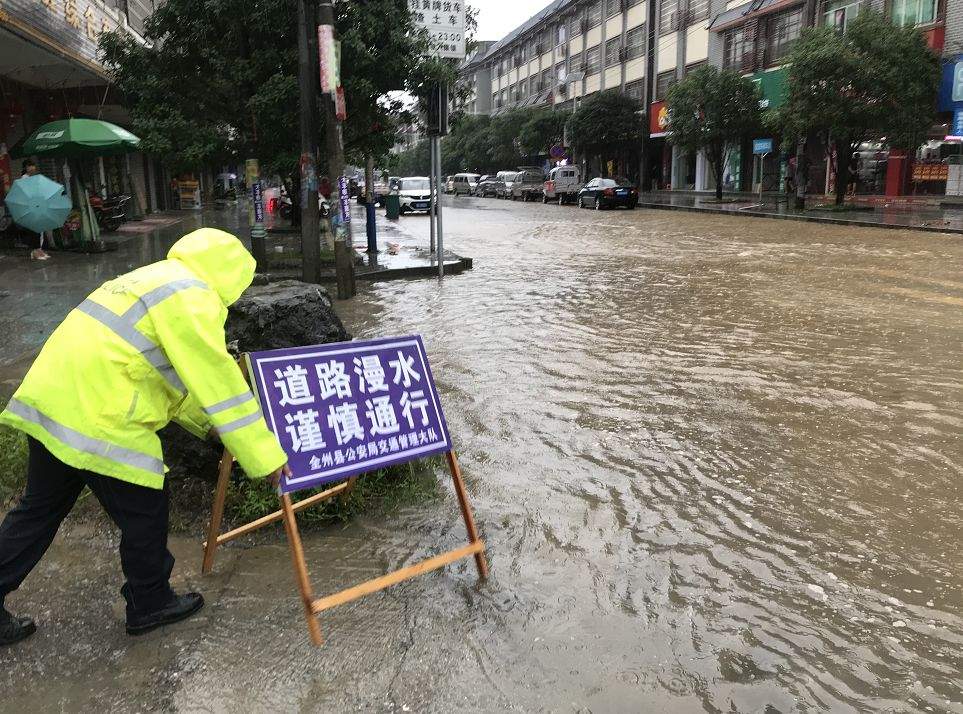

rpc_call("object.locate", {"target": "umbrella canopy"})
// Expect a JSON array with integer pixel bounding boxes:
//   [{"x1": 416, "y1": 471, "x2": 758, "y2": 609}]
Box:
[
  {"x1": 10, "y1": 118, "x2": 140, "y2": 158},
  {"x1": 5, "y1": 174, "x2": 73, "y2": 233}
]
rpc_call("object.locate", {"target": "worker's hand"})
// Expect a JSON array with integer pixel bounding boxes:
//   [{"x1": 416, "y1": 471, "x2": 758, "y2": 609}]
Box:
[{"x1": 267, "y1": 463, "x2": 292, "y2": 488}]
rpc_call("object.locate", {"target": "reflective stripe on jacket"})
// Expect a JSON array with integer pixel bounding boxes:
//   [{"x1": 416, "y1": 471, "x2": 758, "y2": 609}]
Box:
[{"x1": 0, "y1": 228, "x2": 287, "y2": 489}]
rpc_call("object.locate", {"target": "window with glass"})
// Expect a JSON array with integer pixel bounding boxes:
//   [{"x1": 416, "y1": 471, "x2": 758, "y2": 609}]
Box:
[
  {"x1": 660, "y1": 0, "x2": 679, "y2": 32},
  {"x1": 626, "y1": 24, "x2": 645, "y2": 59},
  {"x1": 822, "y1": 0, "x2": 863, "y2": 29},
  {"x1": 764, "y1": 7, "x2": 802, "y2": 65},
  {"x1": 570, "y1": 13, "x2": 582, "y2": 37},
  {"x1": 624, "y1": 79, "x2": 645, "y2": 101},
  {"x1": 558, "y1": 22, "x2": 567, "y2": 45},
  {"x1": 555, "y1": 61, "x2": 566, "y2": 81},
  {"x1": 541, "y1": 69, "x2": 552, "y2": 90},
  {"x1": 571, "y1": 50, "x2": 584, "y2": 70},
  {"x1": 655, "y1": 69, "x2": 677, "y2": 100},
  {"x1": 684, "y1": 59, "x2": 707, "y2": 74},
  {"x1": 587, "y1": 1, "x2": 603, "y2": 27},
  {"x1": 605, "y1": 37, "x2": 622, "y2": 67},
  {"x1": 628, "y1": 0, "x2": 644, "y2": 6},
  {"x1": 492, "y1": 92, "x2": 499, "y2": 107},
  {"x1": 890, "y1": 0, "x2": 937, "y2": 25},
  {"x1": 687, "y1": 0, "x2": 710, "y2": 21},
  {"x1": 607, "y1": 0, "x2": 622, "y2": 18},
  {"x1": 722, "y1": 26, "x2": 750, "y2": 70},
  {"x1": 586, "y1": 45, "x2": 602, "y2": 73}
]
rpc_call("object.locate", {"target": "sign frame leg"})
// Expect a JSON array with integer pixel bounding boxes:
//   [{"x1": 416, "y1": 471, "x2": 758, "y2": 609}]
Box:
[
  {"x1": 281, "y1": 493, "x2": 324, "y2": 645},
  {"x1": 202, "y1": 448, "x2": 235, "y2": 575},
  {"x1": 446, "y1": 450, "x2": 489, "y2": 580}
]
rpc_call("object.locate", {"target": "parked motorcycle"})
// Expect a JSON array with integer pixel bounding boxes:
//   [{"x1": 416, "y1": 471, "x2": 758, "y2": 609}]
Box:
[
  {"x1": 278, "y1": 193, "x2": 331, "y2": 220},
  {"x1": 89, "y1": 192, "x2": 131, "y2": 232}
]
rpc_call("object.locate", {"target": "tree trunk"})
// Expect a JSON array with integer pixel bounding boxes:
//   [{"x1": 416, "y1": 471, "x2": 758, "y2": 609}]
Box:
[
  {"x1": 290, "y1": 171, "x2": 302, "y2": 227},
  {"x1": 714, "y1": 145, "x2": 724, "y2": 200},
  {"x1": 794, "y1": 137, "x2": 808, "y2": 210},
  {"x1": 834, "y1": 138, "x2": 850, "y2": 206}
]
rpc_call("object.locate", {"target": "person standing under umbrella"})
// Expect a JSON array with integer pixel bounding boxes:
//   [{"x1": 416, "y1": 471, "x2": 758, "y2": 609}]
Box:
[{"x1": 18, "y1": 161, "x2": 50, "y2": 261}]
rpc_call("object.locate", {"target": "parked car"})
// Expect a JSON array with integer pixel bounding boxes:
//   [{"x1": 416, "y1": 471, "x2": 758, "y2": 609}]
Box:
[
  {"x1": 510, "y1": 169, "x2": 545, "y2": 201},
  {"x1": 475, "y1": 175, "x2": 503, "y2": 197},
  {"x1": 495, "y1": 170, "x2": 517, "y2": 198},
  {"x1": 452, "y1": 173, "x2": 480, "y2": 195},
  {"x1": 543, "y1": 165, "x2": 582, "y2": 205},
  {"x1": 577, "y1": 177, "x2": 638, "y2": 210},
  {"x1": 397, "y1": 176, "x2": 433, "y2": 214},
  {"x1": 444, "y1": 176, "x2": 455, "y2": 193}
]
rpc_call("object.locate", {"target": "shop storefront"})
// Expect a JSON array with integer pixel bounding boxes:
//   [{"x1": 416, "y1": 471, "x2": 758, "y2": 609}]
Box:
[{"x1": 0, "y1": 0, "x2": 157, "y2": 211}]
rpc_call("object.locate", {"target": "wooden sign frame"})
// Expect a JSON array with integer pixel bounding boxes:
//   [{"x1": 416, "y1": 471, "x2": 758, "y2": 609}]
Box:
[{"x1": 200, "y1": 356, "x2": 488, "y2": 646}]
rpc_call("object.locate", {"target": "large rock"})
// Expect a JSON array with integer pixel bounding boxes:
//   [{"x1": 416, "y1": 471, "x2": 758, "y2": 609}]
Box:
[{"x1": 160, "y1": 281, "x2": 351, "y2": 482}]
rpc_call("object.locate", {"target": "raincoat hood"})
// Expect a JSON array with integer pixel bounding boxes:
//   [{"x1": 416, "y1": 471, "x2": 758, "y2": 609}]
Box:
[{"x1": 167, "y1": 228, "x2": 254, "y2": 306}]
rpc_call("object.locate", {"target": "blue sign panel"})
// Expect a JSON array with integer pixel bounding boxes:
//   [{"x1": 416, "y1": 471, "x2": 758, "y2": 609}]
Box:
[
  {"x1": 251, "y1": 181, "x2": 264, "y2": 223},
  {"x1": 939, "y1": 56, "x2": 963, "y2": 111},
  {"x1": 249, "y1": 336, "x2": 452, "y2": 494},
  {"x1": 953, "y1": 109, "x2": 963, "y2": 138},
  {"x1": 753, "y1": 138, "x2": 774, "y2": 154}
]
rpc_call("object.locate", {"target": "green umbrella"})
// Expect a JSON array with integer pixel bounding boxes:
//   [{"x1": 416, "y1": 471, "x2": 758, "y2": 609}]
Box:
[
  {"x1": 10, "y1": 118, "x2": 140, "y2": 158},
  {"x1": 4, "y1": 174, "x2": 73, "y2": 233}
]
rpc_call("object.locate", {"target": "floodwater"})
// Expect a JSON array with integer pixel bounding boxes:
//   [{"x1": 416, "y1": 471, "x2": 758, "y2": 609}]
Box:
[{"x1": 3, "y1": 199, "x2": 962, "y2": 712}]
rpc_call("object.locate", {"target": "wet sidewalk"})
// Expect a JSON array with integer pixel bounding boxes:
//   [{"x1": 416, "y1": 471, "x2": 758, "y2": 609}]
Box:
[{"x1": 639, "y1": 191, "x2": 963, "y2": 234}]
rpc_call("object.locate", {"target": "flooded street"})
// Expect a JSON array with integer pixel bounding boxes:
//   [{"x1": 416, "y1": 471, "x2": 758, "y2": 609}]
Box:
[{"x1": 3, "y1": 199, "x2": 962, "y2": 711}]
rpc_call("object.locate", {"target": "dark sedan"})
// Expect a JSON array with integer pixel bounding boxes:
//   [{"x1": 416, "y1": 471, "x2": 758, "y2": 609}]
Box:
[
  {"x1": 577, "y1": 178, "x2": 638, "y2": 210},
  {"x1": 475, "y1": 175, "x2": 504, "y2": 197}
]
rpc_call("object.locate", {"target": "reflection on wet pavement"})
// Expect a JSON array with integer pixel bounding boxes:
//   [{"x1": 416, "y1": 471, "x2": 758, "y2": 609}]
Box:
[{"x1": 2, "y1": 198, "x2": 961, "y2": 711}]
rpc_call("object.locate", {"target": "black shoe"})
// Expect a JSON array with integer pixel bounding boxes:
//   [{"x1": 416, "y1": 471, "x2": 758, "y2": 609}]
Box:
[
  {"x1": 0, "y1": 607, "x2": 37, "y2": 646},
  {"x1": 126, "y1": 592, "x2": 204, "y2": 636}
]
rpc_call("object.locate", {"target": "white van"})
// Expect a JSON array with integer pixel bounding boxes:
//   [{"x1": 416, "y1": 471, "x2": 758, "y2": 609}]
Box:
[
  {"x1": 543, "y1": 165, "x2": 582, "y2": 205},
  {"x1": 452, "y1": 173, "x2": 480, "y2": 195}
]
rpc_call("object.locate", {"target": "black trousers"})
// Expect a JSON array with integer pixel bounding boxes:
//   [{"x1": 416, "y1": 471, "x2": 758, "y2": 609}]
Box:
[{"x1": 0, "y1": 437, "x2": 175, "y2": 617}]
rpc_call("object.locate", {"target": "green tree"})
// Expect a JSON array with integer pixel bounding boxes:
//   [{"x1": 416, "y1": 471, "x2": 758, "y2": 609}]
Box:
[
  {"x1": 100, "y1": 0, "x2": 443, "y2": 177},
  {"x1": 772, "y1": 11, "x2": 940, "y2": 205},
  {"x1": 666, "y1": 66, "x2": 761, "y2": 200},
  {"x1": 565, "y1": 91, "x2": 643, "y2": 178},
  {"x1": 518, "y1": 108, "x2": 567, "y2": 157}
]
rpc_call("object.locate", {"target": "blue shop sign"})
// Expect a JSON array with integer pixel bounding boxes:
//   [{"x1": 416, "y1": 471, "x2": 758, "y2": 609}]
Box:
[
  {"x1": 953, "y1": 109, "x2": 963, "y2": 138},
  {"x1": 753, "y1": 138, "x2": 774, "y2": 154},
  {"x1": 939, "y1": 56, "x2": 963, "y2": 111}
]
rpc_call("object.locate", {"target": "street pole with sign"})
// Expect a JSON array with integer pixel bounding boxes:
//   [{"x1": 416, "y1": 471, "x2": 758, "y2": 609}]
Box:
[
  {"x1": 318, "y1": 0, "x2": 355, "y2": 298},
  {"x1": 245, "y1": 158, "x2": 268, "y2": 270},
  {"x1": 409, "y1": 0, "x2": 464, "y2": 278},
  {"x1": 753, "y1": 138, "x2": 774, "y2": 204}
]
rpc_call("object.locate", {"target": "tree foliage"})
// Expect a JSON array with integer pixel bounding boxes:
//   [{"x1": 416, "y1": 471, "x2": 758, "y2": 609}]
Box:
[
  {"x1": 565, "y1": 90, "x2": 643, "y2": 168},
  {"x1": 771, "y1": 11, "x2": 940, "y2": 203},
  {"x1": 100, "y1": 0, "x2": 447, "y2": 174},
  {"x1": 666, "y1": 65, "x2": 761, "y2": 199}
]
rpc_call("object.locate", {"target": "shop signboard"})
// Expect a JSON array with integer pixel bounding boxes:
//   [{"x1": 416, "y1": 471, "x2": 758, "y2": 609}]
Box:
[
  {"x1": 952, "y1": 108, "x2": 963, "y2": 139},
  {"x1": 939, "y1": 55, "x2": 963, "y2": 111},
  {"x1": 247, "y1": 336, "x2": 452, "y2": 495},
  {"x1": 649, "y1": 101, "x2": 669, "y2": 137},
  {"x1": 1, "y1": 0, "x2": 121, "y2": 69},
  {"x1": 407, "y1": 0, "x2": 466, "y2": 59}
]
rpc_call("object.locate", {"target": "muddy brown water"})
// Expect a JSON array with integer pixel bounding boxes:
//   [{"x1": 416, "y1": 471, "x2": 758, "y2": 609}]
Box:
[{"x1": 2, "y1": 201, "x2": 961, "y2": 712}]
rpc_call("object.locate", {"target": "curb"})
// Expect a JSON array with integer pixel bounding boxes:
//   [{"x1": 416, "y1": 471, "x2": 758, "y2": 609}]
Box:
[{"x1": 635, "y1": 202, "x2": 963, "y2": 236}]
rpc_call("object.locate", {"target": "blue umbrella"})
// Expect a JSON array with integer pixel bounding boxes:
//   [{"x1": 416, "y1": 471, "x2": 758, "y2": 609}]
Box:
[{"x1": 5, "y1": 174, "x2": 73, "y2": 233}]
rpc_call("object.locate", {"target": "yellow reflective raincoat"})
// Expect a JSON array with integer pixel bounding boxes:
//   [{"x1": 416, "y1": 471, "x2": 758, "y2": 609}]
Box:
[{"x1": 0, "y1": 228, "x2": 287, "y2": 489}]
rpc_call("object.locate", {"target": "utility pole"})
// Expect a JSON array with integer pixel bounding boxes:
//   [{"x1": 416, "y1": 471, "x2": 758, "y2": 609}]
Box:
[
  {"x1": 318, "y1": 0, "x2": 356, "y2": 299},
  {"x1": 297, "y1": 0, "x2": 321, "y2": 284}
]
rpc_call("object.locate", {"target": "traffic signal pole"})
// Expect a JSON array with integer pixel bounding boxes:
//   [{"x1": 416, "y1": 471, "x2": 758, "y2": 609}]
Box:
[{"x1": 297, "y1": 0, "x2": 321, "y2": 284}]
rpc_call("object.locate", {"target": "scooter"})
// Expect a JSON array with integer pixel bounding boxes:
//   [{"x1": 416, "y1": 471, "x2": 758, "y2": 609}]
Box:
[
  {"x1": 278, "y1": 193, "x2": 331, "y2": 220},
  {"x1": 88, "y1": 192, "x2": 130, "y2": 232}
]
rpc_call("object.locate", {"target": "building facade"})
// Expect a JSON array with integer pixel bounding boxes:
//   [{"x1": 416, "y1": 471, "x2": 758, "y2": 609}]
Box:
[
  {"x1": 0, "y1": 0, "x2": 166, "y2": 212},
  {"x1": 461, "y1": 0, "x2": 960, "y2": 195}
]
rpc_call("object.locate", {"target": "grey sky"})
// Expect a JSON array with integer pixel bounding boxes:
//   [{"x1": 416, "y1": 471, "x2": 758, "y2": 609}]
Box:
[{"x1": 473, "y1": 0, "x2": 551, "y2": 42}]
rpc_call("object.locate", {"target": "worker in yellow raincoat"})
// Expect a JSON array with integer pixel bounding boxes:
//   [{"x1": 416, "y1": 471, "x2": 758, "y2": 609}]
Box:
[{"x1": 0, "y1": 228, "x2": 290, "y2": 645}]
